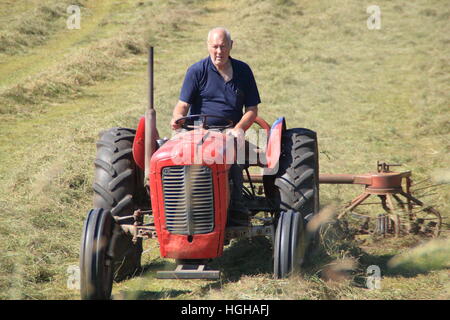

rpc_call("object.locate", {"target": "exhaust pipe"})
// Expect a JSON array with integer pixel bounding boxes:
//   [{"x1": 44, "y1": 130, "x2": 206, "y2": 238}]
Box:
[{"x1": 144, "y1": 47, "x2": 157, "y2": 185}]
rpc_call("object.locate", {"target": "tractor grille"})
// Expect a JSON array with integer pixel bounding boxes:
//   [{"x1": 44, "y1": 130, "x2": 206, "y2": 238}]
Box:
[{"x1": 162, "y1": 165, "x2": 214, "y2": 235}]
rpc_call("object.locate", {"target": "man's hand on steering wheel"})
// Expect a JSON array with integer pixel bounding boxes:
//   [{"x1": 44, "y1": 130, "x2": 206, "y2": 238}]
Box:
[
  {"x1": 170, "y1": 116, "x2": 185, "y2": 130},
  {"x1": 225, "y1": 127, "x2": 244, "y2": 139}
]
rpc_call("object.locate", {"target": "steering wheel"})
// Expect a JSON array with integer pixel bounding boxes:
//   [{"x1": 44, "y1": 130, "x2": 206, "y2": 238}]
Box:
[{"x1": 175, "y1": 114, "x2": 234, "y2": 130}]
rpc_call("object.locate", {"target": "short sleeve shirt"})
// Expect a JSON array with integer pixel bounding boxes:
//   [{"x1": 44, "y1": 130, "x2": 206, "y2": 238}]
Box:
[{"x1": 179, "y1": 56, "x2": 261, "y2": 126}]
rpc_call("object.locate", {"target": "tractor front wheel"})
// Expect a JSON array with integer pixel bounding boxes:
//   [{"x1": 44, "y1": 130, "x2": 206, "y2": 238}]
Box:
[
  {"x1": 273, "y1": 210, "x2": 307, "y2": 278},
  {"x1": 80, "y1": 208, "x2": 114, "y2": 300}
]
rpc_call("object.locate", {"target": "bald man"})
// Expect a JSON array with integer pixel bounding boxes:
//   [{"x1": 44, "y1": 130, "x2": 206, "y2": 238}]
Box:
[
  {"x1": 171, "y1": 27, "x2": 261, "y2": 226},
  {"x1": 171, "y1": 27, "x2": 261, "y2": 137}
]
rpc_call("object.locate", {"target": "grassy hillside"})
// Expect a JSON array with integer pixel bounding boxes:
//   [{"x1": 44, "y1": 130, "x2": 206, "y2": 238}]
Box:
[{"x1": 0, "y1": 0, "x2": 448, "y2": 300}]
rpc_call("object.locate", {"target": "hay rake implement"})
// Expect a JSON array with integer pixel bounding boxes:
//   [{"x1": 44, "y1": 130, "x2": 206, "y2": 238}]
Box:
[{"x1": 320, "y1": 161, "x2": 442, "y2": 237}]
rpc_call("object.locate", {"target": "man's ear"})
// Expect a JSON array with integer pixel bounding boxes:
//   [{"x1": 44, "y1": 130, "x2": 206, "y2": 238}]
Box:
[{"x1": 230, "y1": 40, "x2": 233, "y2": 50}]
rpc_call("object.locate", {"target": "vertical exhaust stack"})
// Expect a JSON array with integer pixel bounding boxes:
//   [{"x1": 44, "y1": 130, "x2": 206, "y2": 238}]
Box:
[{"x1": 145, "y1": 47, "x2": 156, "y2": 185}]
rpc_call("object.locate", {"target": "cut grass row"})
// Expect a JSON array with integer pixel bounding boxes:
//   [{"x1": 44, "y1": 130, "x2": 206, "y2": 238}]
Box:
[
  {"x1": 0, "y1": 0, "x2": 209, "y2": 115},
  {"x1": 0, "y1": 0, "x2": 87, "y2": 55},
  {"x1": 0, "y1": 34, "x2": 146, "y2": 115}
]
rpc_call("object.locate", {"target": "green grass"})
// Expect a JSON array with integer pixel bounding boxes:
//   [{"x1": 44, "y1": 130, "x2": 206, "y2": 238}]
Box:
[{"x1": 0, "y1": 0, "x2": 448, "y2": 300}]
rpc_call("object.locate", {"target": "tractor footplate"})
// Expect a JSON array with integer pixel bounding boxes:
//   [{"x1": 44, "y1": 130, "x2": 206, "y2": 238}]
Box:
[{"x1": 156, "y1": 264, "x2": 220, "y2": 280}]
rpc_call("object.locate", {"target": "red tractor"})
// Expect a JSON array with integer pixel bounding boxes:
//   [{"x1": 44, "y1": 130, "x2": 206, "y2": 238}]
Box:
[{"x1": 79, "y1": 49, "x2": 320, "y2": 299}]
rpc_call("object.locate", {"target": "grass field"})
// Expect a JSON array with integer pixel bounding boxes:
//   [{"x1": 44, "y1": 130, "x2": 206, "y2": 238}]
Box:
[{"x1": 0, "y1": 0, "x2": 448, "y2": 300}]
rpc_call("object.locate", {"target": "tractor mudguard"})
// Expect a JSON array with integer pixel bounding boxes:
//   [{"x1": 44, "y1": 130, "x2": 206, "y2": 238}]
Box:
[
  {"x1": 254, "y1": 116, "x2": 271, "y2": 135},
  {"x1": 265, "y1": 117, "x2": 286, "y2": 174},
  {"x1": 132, "y1": 116, "x2": 160, "y2": 170}
]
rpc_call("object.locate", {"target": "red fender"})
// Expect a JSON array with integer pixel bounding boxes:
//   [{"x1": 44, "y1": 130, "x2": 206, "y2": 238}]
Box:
[
  {"x1": 265, "y1": 117, "x2": 286, "y2": 173},
  {"x1": 254, "y1": 116, "x2": 271, "y2": 136},
  {"x1": 132, "y1": 116, "x2": 160, "y2": 170}
]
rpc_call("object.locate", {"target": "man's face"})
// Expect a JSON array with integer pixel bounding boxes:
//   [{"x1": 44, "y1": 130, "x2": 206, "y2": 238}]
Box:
[{"x1": 207, "y1": 33, "x2": 232, "y2": 68}]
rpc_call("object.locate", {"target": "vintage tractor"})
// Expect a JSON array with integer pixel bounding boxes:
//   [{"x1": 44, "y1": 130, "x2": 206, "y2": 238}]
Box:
[{"x1": 79, "y1": 48, "x2": 320, "y2": 299}]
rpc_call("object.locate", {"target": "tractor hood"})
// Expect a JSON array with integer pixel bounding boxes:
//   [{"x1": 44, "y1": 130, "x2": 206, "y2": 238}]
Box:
[{"x1": 150, "y1": 129, "x2": 235, "y2": 172}]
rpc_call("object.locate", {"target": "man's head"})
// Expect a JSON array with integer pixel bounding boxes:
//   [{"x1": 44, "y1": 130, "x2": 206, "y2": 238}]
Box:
[{"x1": 207, "y1": 27, "x2": 233, "y2": 69}]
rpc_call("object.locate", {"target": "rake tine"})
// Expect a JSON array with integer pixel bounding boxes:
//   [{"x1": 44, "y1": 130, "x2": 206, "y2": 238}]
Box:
[
  {"x1": 352, "y1": 202, "x2": 384, "y2": 206},
  {"x1": 410, "y1": 178, "x2": 432, "y2": 188},
  {"x1": 412, "y1": 192, "x2": 439, "y2": 199},
  {"x1": 410, "y1": 206, "x2": 440, "y2": 215},
  {"x1": 392, "y1": 194, "x2": 407, "y2": 209},
  {"x1": 412, "y1": 183, "x2": 447, "y2": 193}
]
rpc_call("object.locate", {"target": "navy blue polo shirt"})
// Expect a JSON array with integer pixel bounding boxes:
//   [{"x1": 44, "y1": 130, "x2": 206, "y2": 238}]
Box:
[{"x1": 179, "y1": 56, "x2": 261, "y2": 126}]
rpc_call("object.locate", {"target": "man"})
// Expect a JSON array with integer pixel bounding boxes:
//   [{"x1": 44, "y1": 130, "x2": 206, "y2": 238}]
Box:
[{"x1": 170, "y1": 27, "x2": 261, "y2": 225}]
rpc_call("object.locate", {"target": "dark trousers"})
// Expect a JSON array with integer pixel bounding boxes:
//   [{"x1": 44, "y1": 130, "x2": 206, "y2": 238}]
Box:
[{"x1": 228, "y1": 163, "x2": 248, "y2": 216}]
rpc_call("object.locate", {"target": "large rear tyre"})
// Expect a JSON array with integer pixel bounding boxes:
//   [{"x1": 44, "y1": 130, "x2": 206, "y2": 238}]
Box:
[
  {"x1": 273, "y1": 210, "x2": 307, "y2": 278},
  {"x1": 275, "y1": 128, "x2": 319, "y2": 216},
  {"x1": 80, "y1": 208, "x2": 114, "y2": 300},
  {"x1": 93, "y1": 127, "x2": 145, "y2": 280}
]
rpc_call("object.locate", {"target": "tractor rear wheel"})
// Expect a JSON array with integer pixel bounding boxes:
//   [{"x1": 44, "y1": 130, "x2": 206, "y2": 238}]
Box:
[
  {"x1": 274, "y1": 128, "x2": 319, "y2": 216},
  {"x1": 80, "y1": 208, "x2": 114, "y2": 300},
  {"x1": 273, "y1": 210, "x2": 306, "y2": 278},
  {"x1": 93, "y1": 127, "x2": 144, "y2": 280}
]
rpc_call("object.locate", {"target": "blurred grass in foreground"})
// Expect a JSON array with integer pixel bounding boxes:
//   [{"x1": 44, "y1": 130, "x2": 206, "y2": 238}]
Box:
[{"x1": 388, "y1": 238, "x2": 450, "y2": 274}]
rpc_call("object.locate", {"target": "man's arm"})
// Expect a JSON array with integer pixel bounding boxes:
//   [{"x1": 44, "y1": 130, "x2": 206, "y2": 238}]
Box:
[
  {"x1": 231, "y1": 106, "x2": 258, "y2": 135},
  {"x1": 170, "y1": 100, "x2": 190, "y2": 130}
]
